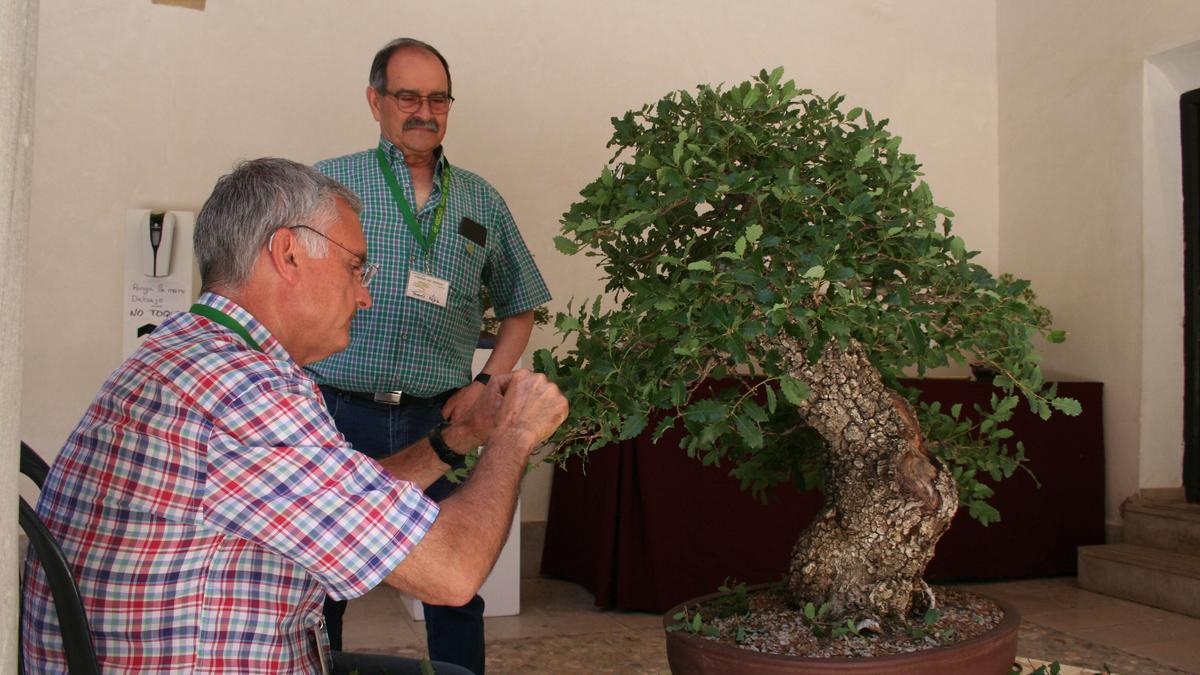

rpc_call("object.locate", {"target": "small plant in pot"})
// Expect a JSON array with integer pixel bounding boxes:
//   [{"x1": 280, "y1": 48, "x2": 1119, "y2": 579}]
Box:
[{"x1": 534, "y1": 68, "x2": 1079, "y2": 673}]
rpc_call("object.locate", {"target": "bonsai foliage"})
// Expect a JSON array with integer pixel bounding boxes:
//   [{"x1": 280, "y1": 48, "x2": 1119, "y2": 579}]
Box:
[{"x1": 535, "y1": 68, "x2": 1077, "y2": 621}]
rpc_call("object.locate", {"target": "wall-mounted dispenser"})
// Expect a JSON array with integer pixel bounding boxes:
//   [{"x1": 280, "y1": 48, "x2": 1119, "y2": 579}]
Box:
[
  {"x1": 142, "y1": 211, "x2": 177, "y2": 277},
  {"x1": 123, "y1": 209, "x2": 196, "y2": 357}
]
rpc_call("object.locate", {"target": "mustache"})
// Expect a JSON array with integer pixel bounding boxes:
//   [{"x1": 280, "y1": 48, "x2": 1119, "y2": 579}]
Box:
[{"x1": 403, "y1": 117, "x2": 440, "y2": 132}]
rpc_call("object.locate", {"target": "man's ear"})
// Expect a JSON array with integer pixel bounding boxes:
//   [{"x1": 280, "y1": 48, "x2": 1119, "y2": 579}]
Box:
[
  {"x1": 367, "y1": 86, "x2": 383, "y2": 123},
  {"x1": 266, "y1": 227, "x2": 303, "y2": 283}
]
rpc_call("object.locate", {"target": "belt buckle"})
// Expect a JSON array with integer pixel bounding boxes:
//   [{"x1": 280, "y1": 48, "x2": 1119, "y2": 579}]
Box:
[{"x1": 373, "y1": 390, "x2": 403, "y2": 405}]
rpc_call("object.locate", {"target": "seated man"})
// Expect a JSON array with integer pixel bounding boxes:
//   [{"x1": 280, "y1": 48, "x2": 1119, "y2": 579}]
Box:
[{"x1": 20, "y1": 157, "x2": 567, "y2": 674}]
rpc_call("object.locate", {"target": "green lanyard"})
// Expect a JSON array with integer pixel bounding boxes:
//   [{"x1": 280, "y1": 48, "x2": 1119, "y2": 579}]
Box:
[
  {"x1": 375, "y1": 147, "x2": 452, "y2": 256},
  {"x1": 190, "y1": 303, "x2": 263, "y2": 353}
]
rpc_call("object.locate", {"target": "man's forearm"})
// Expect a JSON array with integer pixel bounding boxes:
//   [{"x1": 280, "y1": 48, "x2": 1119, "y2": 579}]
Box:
[
  {"x1": 379, "y1": 370, "x2": 566, "y2": 606},
  {"x1": 480, "y1": 311, "x2": 535, "y2": 375},
  {"x1": 381, "y1": 429, "x2": 536, "y2": 605},
  {"x1": 375, "y1": 422, "x2": 485, "y2": 490}
]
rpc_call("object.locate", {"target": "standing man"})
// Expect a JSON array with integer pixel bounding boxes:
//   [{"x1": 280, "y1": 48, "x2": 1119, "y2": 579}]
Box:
[{"x1": 310, "y1": 38, "x2": 551, "y2": 673}]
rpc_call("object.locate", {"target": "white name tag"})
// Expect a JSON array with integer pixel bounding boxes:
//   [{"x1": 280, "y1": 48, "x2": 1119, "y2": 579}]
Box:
[{"x1": 405, "y1": 270, "x2": 450, "y2": 307}]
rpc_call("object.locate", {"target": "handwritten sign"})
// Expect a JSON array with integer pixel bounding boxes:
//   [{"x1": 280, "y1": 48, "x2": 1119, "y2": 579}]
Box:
[{"x1": 127, "y1": 280, "x2": 188, "y2": 319}]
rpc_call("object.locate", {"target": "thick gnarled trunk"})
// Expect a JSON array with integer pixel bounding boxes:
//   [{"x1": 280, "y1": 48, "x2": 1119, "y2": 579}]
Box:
[{"x1": 773, "y1": 338, "x2": 958, "y2": 624}]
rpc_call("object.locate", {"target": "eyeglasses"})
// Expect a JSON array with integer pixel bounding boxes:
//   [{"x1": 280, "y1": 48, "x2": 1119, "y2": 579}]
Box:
[
  {"x1": 286, "y1": 225, "x2": 380, "y2": 288},
  {"x1": 380, "y1": 89, "x2": 455, "y2": 114}
]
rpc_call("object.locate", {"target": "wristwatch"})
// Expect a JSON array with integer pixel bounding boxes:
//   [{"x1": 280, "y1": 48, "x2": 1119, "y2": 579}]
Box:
[
  {"x1": 428, "y1": 421, "x2": 460, "y2": 465},
  {"x1": 473, "y1": 372, "x2": 491, "y2": 385}
]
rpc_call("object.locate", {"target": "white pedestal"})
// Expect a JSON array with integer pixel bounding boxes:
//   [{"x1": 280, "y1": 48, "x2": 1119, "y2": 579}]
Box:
[
  {"x1": 400, "y1": 505, "x2": 521, "y2": 619},
  {"x1": 400, "y1": 348, "x2": 522, "y2": 619}
]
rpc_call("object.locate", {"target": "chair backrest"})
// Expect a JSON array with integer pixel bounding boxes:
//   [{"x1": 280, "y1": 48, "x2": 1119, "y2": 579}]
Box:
[
  {"x1": 19, "y1": 443, "x2": 100, "y2": 675},
  {"x1": 20, "y1": 441, "x2": 49, "y2": 489}
]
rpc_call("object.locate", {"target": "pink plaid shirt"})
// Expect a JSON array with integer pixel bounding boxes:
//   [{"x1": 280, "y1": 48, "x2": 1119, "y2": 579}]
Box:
[{"x1": 22, "y1": 293, "x2": 438, "y2": 673}]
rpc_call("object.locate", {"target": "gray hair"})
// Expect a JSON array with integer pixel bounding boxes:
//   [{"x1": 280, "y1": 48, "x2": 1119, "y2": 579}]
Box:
[
  {"x1": 369, "y1": 37, "x2": 452, "y2": 96},
  {"x1": 194, "y1": 157, "x2": 361, "y2": 292}
]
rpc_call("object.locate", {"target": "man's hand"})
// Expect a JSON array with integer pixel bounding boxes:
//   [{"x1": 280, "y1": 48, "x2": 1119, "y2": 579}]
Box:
[
  {"x1": 488, "y1": 370, "x2": 568, "y2": 454},
  {"x1": 441, "y1": 380, "x2": 485, "y2": 423},
  {"x1": 441, "y1": 378, "x2": 503, "y2": 451}
]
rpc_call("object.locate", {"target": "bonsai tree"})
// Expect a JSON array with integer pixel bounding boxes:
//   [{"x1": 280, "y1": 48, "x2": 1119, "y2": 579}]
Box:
[{"x1": 535, "y1": 68, "x2": 1079, "y2": 629}]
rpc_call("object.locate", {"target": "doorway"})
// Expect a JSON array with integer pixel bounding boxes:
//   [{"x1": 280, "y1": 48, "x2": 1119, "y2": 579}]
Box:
[{"x1": 1183, "y1": 87, "x2": 1200, "y2": 502}]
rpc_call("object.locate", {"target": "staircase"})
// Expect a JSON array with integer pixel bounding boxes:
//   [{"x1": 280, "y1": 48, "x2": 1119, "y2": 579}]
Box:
[{"x1": 1078, "y1": 502, "x2": 1200, "y2": 618}]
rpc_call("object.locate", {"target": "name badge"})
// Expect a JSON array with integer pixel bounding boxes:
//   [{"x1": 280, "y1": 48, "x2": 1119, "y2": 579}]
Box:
[{"x1": 406, "y1": 270, "x2": 450, "y2": 307}]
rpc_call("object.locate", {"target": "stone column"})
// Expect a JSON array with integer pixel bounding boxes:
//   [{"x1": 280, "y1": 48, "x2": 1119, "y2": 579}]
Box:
[{"x1": 0, "y1": 0, "x2": 38, "y2": 668}]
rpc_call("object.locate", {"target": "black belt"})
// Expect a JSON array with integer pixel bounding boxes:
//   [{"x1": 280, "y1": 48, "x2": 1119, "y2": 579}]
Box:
[{"x1": 323, "y1": 385, "x2": 443, "y2": 407}]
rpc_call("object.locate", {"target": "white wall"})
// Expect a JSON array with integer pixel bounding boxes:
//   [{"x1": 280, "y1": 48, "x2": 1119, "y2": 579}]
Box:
[
  {"x1": 997, "y1": 0, "x2": 1200, "y2": 527},
  {"x1": 22, "y1": 0, "x2": 999, "y2": 522}
]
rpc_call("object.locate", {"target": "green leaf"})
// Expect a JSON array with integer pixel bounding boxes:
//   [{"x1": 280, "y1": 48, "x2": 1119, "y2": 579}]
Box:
[
  {"x1": 745, "y1": 223, "x2": 764, "y2": 244},
  {"x1": 949, "y1": 236, "x2": 967, "y2": 261},
  {"x1": 779, "y1": 375, "x2": 810, "y2": 406},
  {"x1": 685, "y1": 399, "x2": 729, "y2": 422},
  {"x1": 803, "y1": 265, "x2": 825, "y2": 279},
  {"x1": 743, "y1": 399, "x2": 769, "y2": 423},
  {"x1": 612, "y1": 211, "x2": 642, "y2": 232},
  {"x1": 619, "y1": 413, "x2": 649, "y2": 440},
  {"x1": 854, "y1": 145, "x2": 872, "y2": 167},
  {"x1": 1047, "y1": 330, "x2": 1067, "y2": 344},
  {"x1": 554, "y1": 236, "x2": 580, "y2": 255},
  {"x1": 1051, "y1": 397, "x2": 1082, "y2": 416},
  {"x1": 735, "y1": 414, "x2": 764, "y2": 448},
  {"x1": 687, "y1": 260, "x2": 714, "y2": 272}
]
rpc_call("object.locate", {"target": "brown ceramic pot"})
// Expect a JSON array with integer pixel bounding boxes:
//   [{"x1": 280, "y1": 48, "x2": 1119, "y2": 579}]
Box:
[{"x1": 663, "y1": 589, "x2": 1019, "y2": 674}]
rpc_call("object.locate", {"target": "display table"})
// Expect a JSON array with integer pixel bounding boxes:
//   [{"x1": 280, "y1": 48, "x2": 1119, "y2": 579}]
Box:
[{"x1": 541, "y1": 379, "x2": 1104, "y2": 612}]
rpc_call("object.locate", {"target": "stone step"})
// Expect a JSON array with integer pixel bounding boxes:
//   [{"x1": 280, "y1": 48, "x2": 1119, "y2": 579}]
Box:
[
  {"x1": 1077, "y1": 543, "x2": 1200, "y2": 618},
  {"x1": 1124, "y1": 502, "x2": 1200, "y2": 556}
]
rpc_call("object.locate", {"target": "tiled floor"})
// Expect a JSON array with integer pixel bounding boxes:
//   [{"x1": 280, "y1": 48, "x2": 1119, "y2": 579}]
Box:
[{"x1": 343, "y1": 576, "x2": 1200, "y2": 674}]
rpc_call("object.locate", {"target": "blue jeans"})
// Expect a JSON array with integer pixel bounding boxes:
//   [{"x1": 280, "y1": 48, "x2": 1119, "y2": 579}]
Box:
[{"x1": 320, "y1": 386, "x2": 486, "y2": 675}]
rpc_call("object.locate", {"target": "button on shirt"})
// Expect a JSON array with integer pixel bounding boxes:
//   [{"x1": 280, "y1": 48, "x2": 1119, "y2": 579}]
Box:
[
  {"x1": 309, "y1": 139, "x2": 551, "y2": 396},
  {"x1": 21, "y1": 293, "x2": 438, "y2": 673}
]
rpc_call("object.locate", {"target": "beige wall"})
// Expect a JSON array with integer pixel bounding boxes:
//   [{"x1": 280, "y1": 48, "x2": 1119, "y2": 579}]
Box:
[
  {"x1": 997, "y1": 1, "x2": 1200, "y2": 526},
  {"x1": 22, "y1": 0, "x2": 999, "y2": 522}
]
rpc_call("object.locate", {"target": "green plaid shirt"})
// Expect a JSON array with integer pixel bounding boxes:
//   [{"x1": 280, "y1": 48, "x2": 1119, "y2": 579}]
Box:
[{"x1": 308, "y1": 138, "x2": 551, "y2": 396}]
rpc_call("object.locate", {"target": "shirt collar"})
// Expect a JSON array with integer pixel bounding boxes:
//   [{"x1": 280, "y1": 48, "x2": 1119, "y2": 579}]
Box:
[
  {"x1": 194, "y1": 292, "x2": 291, "y2": 363},
  {"x1": 377, "y1": 136, "x2": 448, "y2": 177}
]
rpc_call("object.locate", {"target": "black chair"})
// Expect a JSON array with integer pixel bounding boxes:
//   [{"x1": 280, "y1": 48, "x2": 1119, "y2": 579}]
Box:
[
  {"x1": 19, "y1": 443, "x2": 100, "y2": 674},
  {"x1": 20, "y1": 441, "x2": 49, "y2": 488}
]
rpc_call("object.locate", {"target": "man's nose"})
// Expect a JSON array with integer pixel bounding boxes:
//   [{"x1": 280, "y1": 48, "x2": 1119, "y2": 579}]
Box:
[{"x1": 357, "y1": 284, "x2": 372, "y2": 310}]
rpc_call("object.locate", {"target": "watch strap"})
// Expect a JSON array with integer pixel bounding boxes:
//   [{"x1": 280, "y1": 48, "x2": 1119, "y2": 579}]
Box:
[
  {"x1": 428, "y1": 421, "x2": 459, "y2": 465},
  {"x1": 473, "y1": 372, "x2": 491, "y2": 385}
]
